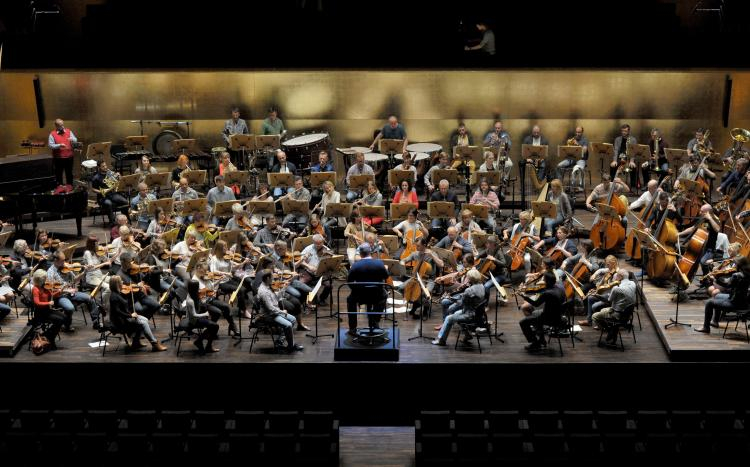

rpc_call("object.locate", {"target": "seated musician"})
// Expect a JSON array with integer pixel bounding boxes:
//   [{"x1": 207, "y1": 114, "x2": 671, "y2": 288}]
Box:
[
  {"x1": 0, "y1": 262, "x2": 15, "y2": 320},
  {"x1": 392, "y1": 179, "x2": 418, "y2": 205},
  {"x1": 585, "y1": 174, "x2": 630, "y2": 228},
  {"x1": 555, "y1": 126, "x2": 589, "y2": 191},
  {"x1": 346, "y1": 243, "x2": 390, "y2": 336},
  {"x1": 130, "y1": 182, "x2": 157, "y2": 232},
  {"x1": 255, "y1": 270, "x2": 304, "y2": 352},
  {"x1": 455, "y1": 209, "x2": 482, "y2": 241},
  {"x1": 209, "y1": 240, "x2": 251, "y2": 319},
  {"x1": 192, "y1": 262, "x2": 237, "y2": 337},
  {"x1": 172, "y1": 177, "x2": 199, "y2": 226},
  {"x1": 134, "y1": 155, "x2": 158, "y2": 182},
  {"x1": 641, "y1": 129, "x2": 670, "y2": 183},
  {"x1": 399, "y1": 237, "x2": 443, "y2": 318},
  {"x1": 482, "y1": 121, "x2": 513, "y2": 185},
  {"x1": 317, "y1": 180, "x2": 344, "y2": 228},
  {"x1": 47, "y1": 251, "x2": 101, "y2": 331},
  {"x1": 424, "y1": 152, "x2": 451, "y2": 195},
  {"x1": 470, "y1": 177, "x2": 500, "y2": 231},
  {"x1": 117, "y1": 252, "x2": 161, "y2": 319},
  {"x1": 705, "y1": 242, "x2": 742, "y2": 297},
  {"x1": 145, "y1": 238, "x2": 185, "y2": 295},
  {"x1": 646, "y1": 192, "x2": 682, "y2": 232},
  {"x1": 92, "y1": 161, "x2": 128, "y2": 227},
  {"x1": 295, "y1": 234, "x2": 333, "y2": 306},
  {"x1": 218, "y1": 152, "x2": 240, "y2": 196},
  {"x1": 171, "y1": 154, "x2": 192, "y2": 189},
  {"x1": 533, "y1": 226, "x2": 577, "y2": 268},
  {"x1": 345, "y1": 152, "x2": 375, "y2": 202},
  {"x1": 357, "y1": 232, "x2": 389, "y2": 261},
  {"x1": 109, "y1": 226, "x2": 141, "y2": 274},
  {"x1": 392, "y1": 208, "x2": 429, "y2": 258},
  {"x1": 432, "y1": 269, "x2": 486, "y2": 347},
  {"x1": 521, "y1": 125, "x2": 550, "y2": 183},
  {"x1": 309, "y1": 151, "x2": 334, "y2": 199},
  {"x1": 438, "y1": 253, "x2": 477, "y2": 326},
  {"x1": 303, "y1": 214, "x2": 332, "y2": 245},
  {"x1": 185, "y1": 212, "x2": 221, "y2": 246},
  {"x1": 678, "y1": 204, "x2": 722, "y2": 276},
  {"x1": 109, "y1": 276, "x2": 167, "y2": 352},
  {"x1": 281, "y1": 176, "x2": 312, "y2": 232},
  {"x1": 31, "y1": 269, "x2": 65, "y2": 350},
  {"x1": 476, "y1": 235, "x2": 510, "y2": 295},
  {"x1": 560, "y1": 239, "x2": 599, "y2": 287},
  {"x1": 502, "y1": 210, "x2": 540, "y2": 274},
  {"x1": 146, "y1": 207, "x2": 173, "y2": 240},
  {"x1": 271, "y1": 240, "x2": 314, "y2": 303},
  {"x1": 206, "y1": 175, "x2": 236, "y2": 225},
  {"x1": 254, "y1": 216, "x2": 291, "y2": 255},
  {"x1": 256, "y1": 255, "x2": 307, "y2": 330},
  {"x1": 629, "y1": 179, "x2": 659, "y2": 212},
  {"x1": 82, "y1": 235, "x2": 112, "y2": 312},
  {"x1": 695, "y1": 256, "x2": 750, "y2": 333},
  {"x1": 673, "y1": 154, "x2": 716, "y2": 191},
  {"x1": 477, "y1": 152, "x2": 503, "y2": 194},
  {"x1": 435, "y1": 226, "x2": 472, "y2": 259},
  {"x1": 271, "y1": 150, "x2": 297, "y2": 198},
  {"x1": 518, "y1": 271, "x2": 566, "y2": 351},
  {"x1": 35, "y1": 229, "x2": 57, "y2": 260},
  {"x1": 686, "y1": 128, "x2": 713, "y2": 158},
  {"x1": 183, "y1": 280, "x2": 220, "y2": 354},
  {"x1": 9, "y1": 239, "x2": 35, "y2": 299},
  {"x1": 394, "y1": 151, "x2": 418, "y2": 185},
  {"x1": 110, "y1": 214, "x2": 129, "y2": 240},
  {"x1": 344, "y1": 213, "x2": 377, "y2": 265},
  {"x1": 449, "y1": 122, "x2": 474, "y2": 149},
  {"x1": 611, "y1": 123, "x2": 637, "y2": 182},
  {"x1": 543, "y1": 179, "x2": 572, "y2": 237},
  {"x1": 429, "y1": 179, "x2": 459, "y2": 230},
  {"x1": 357, "y1": 180, "x2": 384, "y2": 226},
  {"x1": 592, "y1": 271, "x2": 637, "y2": 345},
  {"x1": 579, "y1": 255, "x2": 620, "y2": 328},
  {"x1": 720, "y1": 157, "x2": 749, "y2": 197},
  {"x1": 171, "y1": 231, "x2": 201, "y2": 282},
  {"x1": 225, "y1": 203, "x2": 249, "y2": 232}
]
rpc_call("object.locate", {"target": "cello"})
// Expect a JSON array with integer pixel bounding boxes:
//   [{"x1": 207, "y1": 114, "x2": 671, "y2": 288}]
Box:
[
  {"x1": 674, "y1": 212, "x2": 712, "y2": 288},
  {"x1": 508, "y1": 219, "x2": 534, "y2": 272},
  {"x1": 624, "y1": 176, "x2": 670, "y2": 260},
  {"x1": 589, "y1": 179, "x2": 628, "y2": 251},
  {"x1": 403, "y1": 254, "x2": 433, "y2": 304},
  {"x1": 646, "y1": 203, "x2": 679, "y2": 280},
  {"x1": 399, "y1": 220, "x2": 425, "y2": 268}
]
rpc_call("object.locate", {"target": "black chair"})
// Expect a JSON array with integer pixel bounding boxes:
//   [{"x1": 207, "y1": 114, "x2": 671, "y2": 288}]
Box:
[
  {"x1": 248, "y1": 302, "x2": 285, "y2": 354},
  {"x1": 26, "y1": 304, "x2": 61, "y2": 351},
  {"x1": 722, "y1": 307, "x2": 750, "y2": 343},
  {"x1": 98, "y1": 321, "x2": 130, "y2": 356},
  {"x1": 415, "y1": 410, "x2": 453, "y2": 435},
  {"x1": 598, "y1": 304, "x2": 637, "y2": 351},
  {"x1": 454, "y1": 300, "x2": 492, "y2": 353}
]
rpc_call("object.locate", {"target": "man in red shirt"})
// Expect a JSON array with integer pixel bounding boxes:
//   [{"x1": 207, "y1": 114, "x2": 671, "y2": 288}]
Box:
[{"x1": 47, "y1": 118, "x2": 78, "y2": 187}]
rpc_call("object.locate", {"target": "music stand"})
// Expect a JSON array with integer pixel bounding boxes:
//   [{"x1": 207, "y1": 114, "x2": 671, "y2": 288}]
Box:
[
  {"x1": 349, "y1": 174, "x2": 374, "y2": 191},
  {"x1": 489, "y1": 271, "x2": 507, "y2": 342},
  {"x1": 213, "y1": 200, "x2": 240, "y2": 218},
  {"x1": 590, "y1": 142, "x2": 614, "y2": 174},
  {"x1": 428, "y1": 201, "x2": 456, "y2": 219},
  {"x1": 532, "y1": 201, "x2": 557, "y2": 235},
  {"x1": 557, "y1": 145, "x2": 583, "y2": 162},
  {"x1": 184, "y1": 170, "x2": 207, "y2": 187},
  {"x1": 147, "y1": 197, "x2": 174, "y2": 216},
  {"x1": 380, "y1": 235, "x2": 399, "y2": 255},
  {"x1": 186, "y1": 249, "x2": 210, "y2": 274},
  {"x1": 117, "y1": 173, "x2": 141, "y2": 195},
  {"x1": 145, "y1": 172, "x2": 171, "y2": 192},
  {"x1": 161, "y1": 227, "x2": 180, "y2": 245},
  {"x1": 432, "y1": 169, "x2": 459, "y2": 186},
  {"x1": 245, "y1": 200, "x2": 276, "y2": 222},
  {"x1": 282, "y1": 198, "x2": 309, "y2": 217},
  {"x1": 171, "y1": 139, "x2": 196, "y2": 154},
  {"x1": 678, "y1": 178, "x2": 703, "y2": 197},
  {"x1": 256, "y1": 135, "x2": 280, "y2": 150},
  {"x1": 390, "y1": 202, "x2": 418, "y2": 221},
  {"x1": 432, "y1": 246, "x2": 458, "y2": 271},
  {"x1": 408, "y1": 271, "x2": 434, "y2": 342},
  {"x1": 454, "y1": 145, "x2": 484, "y2": 166},
  {"x1": 462, "y1": 203, "x2": 489, "y2": 220},
  {"x1": 472, "y1": 170, "x2": 501, "y2": 186},
  {"x1": 85, "y1": 142, "x2": 112, "y2": 165},
  {"x1": 180, "y1": 198, "x2": 208, "y2": 217},
  {"x1": 268, "y1": 172, "x2": 294, "y2": 188},
  {"x1": 312, "y1": 254, "x2": 345, "y2": 324},
  {"x1": 224, "y1": 171, "x2": 248, "y2": 187},
  {"x1": 358, "y1": 205, "x2": 386, "y2": 220},
  {"x1": 310, "y1": 172, "x2": 336, "y2": 187},
  {"x1": 379, "y1": 139, "x2": 404, "y2": 155},
  {"x1": 124, "y1": 136, "x2": 149, "y2": 150},
  {"x1": 595, "y1": 203, "x2": 618, "y2": 220},
  {"x1": 292, "y1": 235, "x2": 314, "y2": 253},
  {"x1": 324, "y1": 203, "x2": 353, "y2": 221},
  {"x1": 0, "y1": 231, "x2": 13, "y2": 248},
  {"x1": 627, "y1": 143, "x2": 650, "y2": 167},
  {"x1": 666, "y1": 148, "x2": 688, "y2": 170},
  {"x1": 230, "y1": 134, "x2": 256, "y2": 169},
  {"x1": 305, "y1": 276, "x2": 334, "y2": 344},
  {"x1": 472, "y1": 231, "x2": 488, "y2": 249},
  {"x1": 218, "y1": 230, "x2": 240, "y2": 247},
  {"x1": 387, "y1": 169, "x2": 416, "y2": 188},
  {"x1": 382, "y1": 259, "x2": 406, "y2": 278},
  {"x1": 521, "y1": 144, "x2": 548, "y2": 162}
]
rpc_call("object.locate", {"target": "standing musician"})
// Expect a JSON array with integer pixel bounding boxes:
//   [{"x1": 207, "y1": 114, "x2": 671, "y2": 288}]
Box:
[
  {"x1": 521, "y1": 125, "x2": 550, "y2": 185},
  {"x1": 392, "y1": 208, "x2": 429, "y2": 257},
  {"x1": 424, "y1": 152, "x2": 451, "y2": 195},
  {"x1": 678, "y1": 204, "x2": 722, "y2": 276},
  {"x1": 296, "y1": 234, "x2": 334, "y2": 307},
  {"x1": 435, "y1": 226, "x2": 473, "y2": 258},
  {"x1": 673, "y1": 154, "x2": 716, "y2": 190},
  {"x1": 585, "y1": 174, "x2": 630, "y2": 227},
  {"x1": 611, "y1": 123, "x2": 638, "y2": 182},
  {"x1": 641, "y1": 128, "x2": 670, "y2": 183},
  {"x1": 356, "y1": 180, "x2": 384, "y2": 227},
  {"x1": 518, "y1": 271, "x2": 566, "y2": 351},
  {"x1": 432, "y1": 269, "x2": 486, "y2": 347},
  {"x1": 171, "y1": 231, "x2": 202, "y2": 282},
  {"x1": 303, "y1": 214, "x2": 332, "y2": 246},
  {"x1": 261, "y1": 107, "x2": 287, "y2": 137},
  {"x1": 316, "y1": 180, "x2": 344, "y2": 228},
  {"x1": 206, "y1": 175, "x2": 236, "y2": 225},
  {"x1": 130, "y1": 182, "x2": 157, "y2": 232},
  {"x1": 222, "y1": 107, "x2": 250, "y2": 169},
  {"x1": 117, "y1": 252, "x2": 161, "y2": 319},
  {"x1": 687, "y1": 128, "x2": 713, "y2": 158},
  {"x1": 345, "y1": 152, "x2": 375, "y2": 202},
  {"x1": 592, "y1": 271, "x2": 637, "y2": 345},
  {"x1": 256, "y1": 270, "x2": 304, "y2": 352},
  {"x1": 470, "y1": 177, "x2": 500, "y2": 231},
  {"x1": 145, "y1": 238, "x2": 185, "y2": 296},
  {"x1": 429, "y1": 179, "x2": 459, "y2": 230},
  {"x1": 271, "y1": 150, "x2": 297, "y2": 199},
  {"x1": 695, "y1": 256, "x2": 750, "y2": 334},
  {"x1": 555, "y1": 126, "x2": 589, "y2": 191},
  {"x1": 543, "y1": 179, "x2": 572, "y2": 237},
  {"x1": 172, "y1": 177, "x2": 199, "y2": 226},
  {"x1": 502, "y1": 210, "x2": 540, "y2": 274},
  {"x1": 134, "y1": 155, "x2": 158, "y2": 183},
  {"x1": 399, "y1": 237, "x2": 443, "y2": 318},
  {"x1": 482, "y1": 120, "x2": 513, "y2": 184},
  {"x1": 47, "y1": 251, "x2": 102, "y2": 330},
  {"x1": 92, "y1": 161, "x2": 128, "y2": 227},
  {"x1": 344, "y1": 213, "x2": 377, "y2": 265},
  {"x1": 192, "y1": 262, "x2": 238, "y2": 337},
  {"x1": 579, "y1": 255, "x2": 621, "y2": 327},
  {"x1": 346, "y1": 243, "x2": 390, "y2": 336},
  {"x1": 369, "y1": 115, "x2": 408, "y2": 152},
  {"x1": 281, "y1": 176, "x2": 312, "y2": 231},
  {"x1": 171, "y1": 154, "x2": 192, "y2": 189},
  {"x1": 533, "y1": 225, "x2": 577, "y2": 268},
  {"x1": 48, "y1": 118, "x2": 78, "y2": 187},
  {"x1": 109, "y1": 276, "x2": 168, "y2": 352},
  {"x1": 82, "y1": 235, "x2": 112, "y2": 312}
]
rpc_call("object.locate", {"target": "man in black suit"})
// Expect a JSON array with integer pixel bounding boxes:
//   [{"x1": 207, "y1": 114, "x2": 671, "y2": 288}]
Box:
[
  {"x1": 271, "y1": 150, "x2": 297, "y2": 198},
  {"x1": 346, "y1": 243, "x2": 390, "y2": 336}
]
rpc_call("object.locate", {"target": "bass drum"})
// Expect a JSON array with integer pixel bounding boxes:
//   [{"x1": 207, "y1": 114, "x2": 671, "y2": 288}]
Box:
[
  {"x1": 152, "y1": 129, "x2": 184, "y2": 156},
  {"x1": 282, "y1": 132, "x2": 330, "y2": 169}
]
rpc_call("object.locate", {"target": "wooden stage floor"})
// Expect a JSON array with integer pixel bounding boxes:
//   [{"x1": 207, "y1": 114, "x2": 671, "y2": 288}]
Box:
[{"x1": 1, "y1": 206, "x2": 749, "y2": 364}]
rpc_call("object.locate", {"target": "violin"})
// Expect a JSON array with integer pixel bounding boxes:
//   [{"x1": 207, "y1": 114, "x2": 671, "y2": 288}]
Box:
[
  {"x1": 128, "y1": 263, "x2": 155, "y2": 275},
  {"x1": 198, "y1": 287, "x2": 217, "y2": 299},
  {"x1": 95, "y1": 245, "x2": 108, "y2": 257},
  {"x1": 283, "y1": 252, "x2": 303, "y2": 263},
  {"x1": 60, "y1": 262, "x2": 83, "y2": 273},
  {"x1": 44, "y1": 280, "x2": 63, "y2": 292},
  {"x1": 158, "y1": 217, "x2": 177, "y2": 227},
  {"x1": 188, "y1": 241, "x2": 207, "y2": 252},
  {"x1": 159, "y1": 251, "x2": 182, "y2": 261},
  {"x1": 224, "y1": 252, "x2": 244, "y2": 262},
  {"x1": 195, "y1": 221, "x2": 221, "y2": 234},
  {"x1": 204, "y1": 271, "x2": 225, "y2": 281},
  {"x1": 24, "y1": 250, "x2": 46, "y2": 261},
  {"x1": 121, "y1": 283, "x2": 144, "y2": 294},
  {"x1": 0, "y1": 256, "x2": 20, "y2": 266},
  {"x1": 40, "y1": 238, "x2": 61, "y2": 250},
  {"x1": 237, "y1": 216, "x2": 256, "y2": 231}
]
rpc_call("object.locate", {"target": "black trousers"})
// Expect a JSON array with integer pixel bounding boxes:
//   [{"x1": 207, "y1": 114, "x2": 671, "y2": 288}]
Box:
[
  {"x1": 54, "y1": 157, "x2": 74, "y2": 186},
  {"x1": 204, "y1": 297, "x2": 236, "y2": 330},
  {"x1": 347, "y1": 290, "x2": 386, "y2": 331}
]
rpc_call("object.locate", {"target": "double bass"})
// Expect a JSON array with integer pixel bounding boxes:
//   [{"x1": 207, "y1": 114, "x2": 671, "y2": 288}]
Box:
[
  {"x1": 624, "y1": 176, "x2": 670, "y2": 260},
  {"x1": 646, "y1": 204, "x2": 679, "y2": 280},
  {"x1": 589, "y1": 179, "x2": 627, "y2": 251},
  {"x1": 674, "y1": 214, "x2": 712, "y2": 288}
]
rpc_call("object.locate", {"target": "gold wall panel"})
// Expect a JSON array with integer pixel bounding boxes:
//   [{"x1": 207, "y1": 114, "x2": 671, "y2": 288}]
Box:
[{"x1": 0, "y1": 70, "x2": 746, "y2": 173}]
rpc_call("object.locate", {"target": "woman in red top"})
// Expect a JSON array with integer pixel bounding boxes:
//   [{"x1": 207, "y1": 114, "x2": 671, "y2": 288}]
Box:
[
  {"x1": 218, "y1": 152, "x2": 240, "y2": 196},
  {"x1": 31, "y1": 270, "x2": 67, "y2": 349},
  {"x1": 392, "y1": 179, "x2": 418, "y2": 205}
]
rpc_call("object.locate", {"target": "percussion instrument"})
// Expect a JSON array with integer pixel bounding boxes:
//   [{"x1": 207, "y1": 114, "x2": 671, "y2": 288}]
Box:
[
  {"x1": 350, "y1": 146, "x2": 372, "y2": 154},
  {"x1": 152, "y1": 129, "x2": 183, "y2": 156},
  {"x1": 405, "y1": 143, "x2": 442, "y2": 154},
  {"x1": 282, "y1": 132, "x2": 330, "y2": 168},
  {"x1": 364, "y1": 153, "x2": 388, "y2": 162},
  {"x1": 395, "y1": 152, "x2": 430, "y2": 162}
]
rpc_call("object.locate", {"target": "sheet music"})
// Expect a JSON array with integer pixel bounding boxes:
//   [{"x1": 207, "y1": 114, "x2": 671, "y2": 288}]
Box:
[{"x1": 307, "y1": 276, "x2": 323, "y2": 304}]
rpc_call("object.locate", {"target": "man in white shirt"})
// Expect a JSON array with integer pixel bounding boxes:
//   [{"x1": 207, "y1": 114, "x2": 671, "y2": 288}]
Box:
[{"x1": 629, "y1": 179, "x2": 659, "y2": 212}]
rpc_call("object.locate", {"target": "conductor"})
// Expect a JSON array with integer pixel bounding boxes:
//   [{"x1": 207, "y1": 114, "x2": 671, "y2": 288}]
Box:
[{"x1": 346, "y1": 243, "x2": 390, "y2": 336}]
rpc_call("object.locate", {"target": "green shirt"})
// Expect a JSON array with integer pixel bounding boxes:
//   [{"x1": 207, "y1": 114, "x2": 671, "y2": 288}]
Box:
[{"x1": 262, "y1": 117, "x2": 286, "y2": 135}]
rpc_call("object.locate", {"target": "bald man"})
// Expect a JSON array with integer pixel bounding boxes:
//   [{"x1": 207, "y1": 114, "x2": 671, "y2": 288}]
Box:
[
  {"x1": 369, "y1": 116, "x2": 408, "y2": 152},
  {"x1": 521, "y1": 125, "x2": 550, "y2": 192},
  {"x1": 429, "y1": 179, "x2": 459, "y2": 230}
]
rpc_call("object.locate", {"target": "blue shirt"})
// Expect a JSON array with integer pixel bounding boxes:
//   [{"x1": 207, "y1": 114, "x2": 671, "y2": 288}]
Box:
[
  {"x1": 381, "y1": 124, "x2": 407, "y2": 140},
  {"x1": 311, "y1": 163, "x2": 334, "y2": 173}
]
